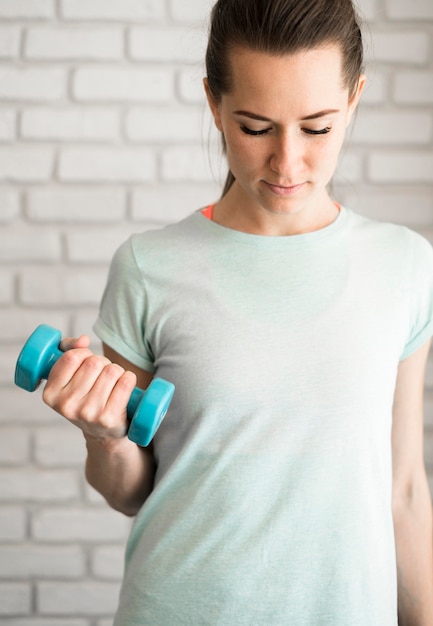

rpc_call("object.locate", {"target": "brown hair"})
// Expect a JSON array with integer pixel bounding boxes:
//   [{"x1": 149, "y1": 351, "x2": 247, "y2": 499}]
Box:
[{"x1": 205, "y1": 0, "x2": 364, "y2": 195}]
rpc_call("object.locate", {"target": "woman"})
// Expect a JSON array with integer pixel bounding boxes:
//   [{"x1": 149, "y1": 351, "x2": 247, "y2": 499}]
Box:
[{"x1": 43, "y1": 0, "x2": 433, "y2": 623}]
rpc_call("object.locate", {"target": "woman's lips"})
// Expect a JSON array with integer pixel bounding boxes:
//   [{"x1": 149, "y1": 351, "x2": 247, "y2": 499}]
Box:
[{"x1": 264, "y1": 181, "x2": 305, "y2": 196}]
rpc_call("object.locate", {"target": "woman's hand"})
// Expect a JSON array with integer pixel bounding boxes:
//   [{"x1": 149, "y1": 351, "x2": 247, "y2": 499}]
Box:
[{"x1": 42, "y1": 335, "x2": 137, "y2": 441}]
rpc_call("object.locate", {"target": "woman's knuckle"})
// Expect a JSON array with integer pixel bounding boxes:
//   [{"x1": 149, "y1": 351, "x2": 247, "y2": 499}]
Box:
[
  {"x1": 42, "y1": 385, "x2": 54, "y2": 406},
  {"x1": 82, "y1": 354, "x2": 102, "y2": 372},
  {"x1": 116, "y1": 372, "x2": 134, "y2": 392},
  {"x1": 80, "y1": 404, "x2": 97, "y2": 423},
  {"x1": 61, "y1": 349, "x2": 82, "y2": 367},
  {"x1": 104, "y1": 362, "x2": 125, "y2": 379}
]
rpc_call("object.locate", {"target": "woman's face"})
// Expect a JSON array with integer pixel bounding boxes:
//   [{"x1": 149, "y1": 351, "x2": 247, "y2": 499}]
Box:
[{"x1": 206, "y1": 45, "x2": 365, "y2": 229}]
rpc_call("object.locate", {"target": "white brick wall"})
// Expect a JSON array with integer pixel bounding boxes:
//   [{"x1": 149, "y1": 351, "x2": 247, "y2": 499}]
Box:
[
  {"x1": 60, "y1": 0, "x2": 164, "y2": 22},
  {"x1": 0, "y1": 1, "x2": 54, "y2": 20},
  {"x1": 0, "y1": 67, "x2": 66, "y2": 100},
  {"x1": 25, "y1": 28, "x2": 124, "y2": 61},
  {"x1": 1, "y1": 0, "x2": 432, "y2": 623}
]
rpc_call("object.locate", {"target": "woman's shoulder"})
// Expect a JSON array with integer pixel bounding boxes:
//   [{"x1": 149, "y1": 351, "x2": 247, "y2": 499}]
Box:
[
  {"x1": 110, "y1": 210, "x2": 205, "y2": 276},
  {"x1": 346, "y1": 207, "x2": 432, "y2": 254}
]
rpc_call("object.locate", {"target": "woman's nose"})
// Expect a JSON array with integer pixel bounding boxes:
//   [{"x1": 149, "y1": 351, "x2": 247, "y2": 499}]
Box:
[{"x1": 269, "y1": 131, "x2": 301, "y2": 178}]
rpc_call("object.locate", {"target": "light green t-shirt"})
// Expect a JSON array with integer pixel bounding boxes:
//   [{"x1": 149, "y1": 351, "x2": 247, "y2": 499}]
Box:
[{"x1": 94, "y1": 207, "x2": 433, "y2": 626}]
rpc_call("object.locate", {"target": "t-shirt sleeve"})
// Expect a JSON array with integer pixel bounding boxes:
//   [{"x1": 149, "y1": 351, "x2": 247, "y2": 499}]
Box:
[
  {"x1": 400, "y1": 232, "x2": 433, "y2": 360},
  {"x1": 93, "y1": 236, "x2": 156, "y2": 372}
]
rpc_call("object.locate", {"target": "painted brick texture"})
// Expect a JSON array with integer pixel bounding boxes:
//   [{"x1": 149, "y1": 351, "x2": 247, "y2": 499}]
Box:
[{"x1": 1, "y1": 0, "x2": 432, "y2": 623}]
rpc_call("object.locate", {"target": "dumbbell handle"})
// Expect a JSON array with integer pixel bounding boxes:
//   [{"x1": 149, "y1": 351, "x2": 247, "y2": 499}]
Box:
[{"x1": 15, "y1": 324, "x2": 175, "y2": 447}]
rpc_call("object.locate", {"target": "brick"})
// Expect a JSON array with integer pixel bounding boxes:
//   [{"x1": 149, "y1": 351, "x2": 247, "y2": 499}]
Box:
[
  {"x1": 0, "y1": 148, "x2": 53, "y2": 182},
  {"x1": 425, "y1": 392, "x2": 433, "y2": 429},
  {"x1": 169, "y1": 0, "x2": 210, "y2": 23},
  {"x1": 25, "y1": 27, "x2": 123, "y2": 61},
  {"x1": 333, "y1": 152, "x2": 364, "y2": 184},
  {"x1": 0, "y1": 188, "x2": 20, "y2": 222},
  {"x1": 74, "y1": 66, "x2": 173, "y2": 103},
  {"x1": 2, "y1": 617, "x2": 88, "y2": 626},
  {"x1": 0, "y1": 469, "x2": 79, "y2": 502},
  {"x1": 426, "y1": 355, "x2": 433, "y2": 389},
  {"x1": 91, "y1": 545, "x2": 124, "y2": 580},
  {"x1": 0, "y1": 0, "x2": 53, "y2": 19},
  {"x1": 425, "y1": 430, "x2": 433, "y2": 471},
  {"x1": 343, "y1": 191, "x2": 433, "y2": 228},
  {"x1": 126, "y1": 106, "x2": 203, "y2": 143},
  {"x1": 0, "y1": 311, "x2": 67, "y2": 343},
  {"x1": 0, "y1": 68, "x2": 66, "y2": 102},
  {"x1": 352, "y1": 111, "x2": 432, "y2": 145},
  {"x1": 394, "y1": 72, "x2": 433, "y2": 105},
  {"x1": 66, "y1": 227, "x2": 136, "y2": 263},
  {"x1": 37, "y1": 581, "x2": 121, "y2": 616},
  {"x1": 0, "y1": 507, "x2": 26, "y2": 541},
  {"x1": 28, "y1": 188, "x2": 125, "y2": 223},
  {"x1": 32, "y1": 507, "x2": 131, "y2": 541},
  {"x1": 0, "y1": 227, "x2": 60, "y2": 262},
  {"x1": 161, "y1": 146, "x2": 219, "y2": 182},
  {"x1": 0, "y1": 386, "x2": 65, "y2": 425},
  {"x1": 21, "y1": 109, "x2": 119, "y2": 142},
  {"x1": 131, "y1": 185, "x2": 220, "y2": 223},
  {"x1": 0, "y1": 270, "x2": 14, "y2": 304},
  {"x1": 61, "y1": 0, "x2": 164, "y2": 21},
  {"x1": 359, "y1": 72, "x2": 387, "y2": 105},
  {"x1": 72, "y1": 312, "x2": 102, "y2": 347},
  {"x1": 0, "y1": 583, "x2": 31, "y2": 616},
  {"x1": 370, "y1": 31, "x2": 429, "y2": 65},
  {"x1": 368, "y1": 151, "x2": 433, "y2": 183},
  {"x1": 386, "y1": 0, "x2": 433, "y2": 19},
  {"x1": 0, "y1": 27, "x2": 20, "y2": 59},
  {"x1": 0, "y1": 428, "x2": 30, "y2": 465},
  {"x1": 0, "y1": 345, "x2": 22, "y2": 385},
  {"x1": 19, "y1": 267, "x2": 107, "y2": 306},
  {"x1": 177, "y1": 68, "x2": 207, "y2": 104},
  {"x1": 0, "y1": 545, "x2": 85, "y2": 579},
  {"x1": 129, "y1": 27, "x2": 204, "y2": 63},
  {"x1": 59, "y1": 148, "x2": 156, "y2": 183},
  {"x1": 34, "y1": 427, "x2": 86, "y2": 467},
  {"x1": 0, "y1": 108, "x2": 15, "y2": 141}
]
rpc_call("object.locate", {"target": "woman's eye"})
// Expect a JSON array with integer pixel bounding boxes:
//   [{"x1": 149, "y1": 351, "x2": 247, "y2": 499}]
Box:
[
  {"x1": 240, "y1": 125, "x2": 271, "y2": 136},
  {"x1": 303, "y1": 127, "x2": 332, "y2": 136}
]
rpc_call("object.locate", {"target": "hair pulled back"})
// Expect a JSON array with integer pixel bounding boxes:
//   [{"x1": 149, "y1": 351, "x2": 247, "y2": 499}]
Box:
[{"x1": 205, "y1": 0, "x2": 364, "y2": 195}]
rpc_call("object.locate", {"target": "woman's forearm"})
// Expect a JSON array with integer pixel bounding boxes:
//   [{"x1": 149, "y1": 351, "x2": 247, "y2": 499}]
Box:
[
  {"x1": 85, "y1": 434, "x2": 155, "y2": 516},
  {"x1": 393, "y1": 475, "x2": 433, "y2": 625}
]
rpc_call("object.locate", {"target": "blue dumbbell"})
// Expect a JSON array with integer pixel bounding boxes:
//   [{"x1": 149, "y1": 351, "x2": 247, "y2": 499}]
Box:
[{"x1": 14, "y1": 324, "x2": 175, "y2": 447}]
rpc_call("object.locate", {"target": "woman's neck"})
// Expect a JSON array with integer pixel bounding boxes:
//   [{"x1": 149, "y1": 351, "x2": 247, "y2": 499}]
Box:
[{"x1": 209, "y1": 184, "x2": 340, "y2": 236}]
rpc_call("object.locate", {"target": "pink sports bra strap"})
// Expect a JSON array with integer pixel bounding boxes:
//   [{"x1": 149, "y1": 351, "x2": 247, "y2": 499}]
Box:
[{"x1": 201, "y1": 205, "x2": 215, "y2": 220}]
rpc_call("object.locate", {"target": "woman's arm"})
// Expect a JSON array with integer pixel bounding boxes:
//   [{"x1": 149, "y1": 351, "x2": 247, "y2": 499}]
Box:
[
  {"x1": 43, "y1": 336, "x2": 156, "y2": 516},
  {"x1": 392, "y1": 339, "x2": 433, "y2": 625}
]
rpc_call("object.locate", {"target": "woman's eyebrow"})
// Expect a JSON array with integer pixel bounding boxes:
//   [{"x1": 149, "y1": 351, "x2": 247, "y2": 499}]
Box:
[
  {"x1": 301, "y1": 109, "x2": 340, "y2": 120},
  {"x1": 233, "y1": 110, "x2": 272, "y2": 121},
  {"x1": 233, "y1": 109, "x2": 340, "y2": 121}
]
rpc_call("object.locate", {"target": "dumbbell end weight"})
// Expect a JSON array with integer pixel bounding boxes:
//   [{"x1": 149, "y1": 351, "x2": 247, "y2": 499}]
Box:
[
  {"x1": 127, "y1": 379, "x2": 175, "y2": 447},
  {"x1": 15, "y1": 324, "x2": 63, "y2": 392}
]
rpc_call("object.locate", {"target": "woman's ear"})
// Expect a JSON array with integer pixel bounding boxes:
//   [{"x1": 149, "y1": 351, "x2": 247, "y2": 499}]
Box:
[
  {"x1": 346, "y1": 74, "x2": 367, "y2": 126},
  {"x1": 203, "y1": 78, "x2": 223, "y2": 132}
]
